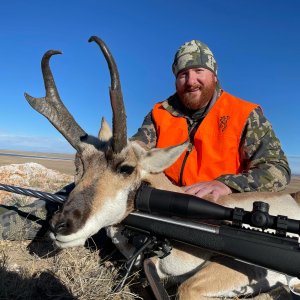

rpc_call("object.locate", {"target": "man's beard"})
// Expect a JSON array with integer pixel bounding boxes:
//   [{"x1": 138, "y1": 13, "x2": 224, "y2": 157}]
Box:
[{"x1": 179, "y1": 81, "x2": 216, "y2": 111}]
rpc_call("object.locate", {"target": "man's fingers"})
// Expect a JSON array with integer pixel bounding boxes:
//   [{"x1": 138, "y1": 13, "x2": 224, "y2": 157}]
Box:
[
  {"x1": 184, "y1": 181, "x2": 232, "y2": 202},
  {"x1": 185, "y1": 185, "x2": 211, "y2": 197}
]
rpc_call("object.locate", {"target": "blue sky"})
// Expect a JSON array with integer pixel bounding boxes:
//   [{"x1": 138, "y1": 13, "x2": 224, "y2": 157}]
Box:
[{"x1": 0, "y1": 0, "x2": 300, "y2": 174}]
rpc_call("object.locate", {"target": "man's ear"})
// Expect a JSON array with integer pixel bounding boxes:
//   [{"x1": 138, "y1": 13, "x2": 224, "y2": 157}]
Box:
[{"x1": 138, "y1": 141, "x2": 188, "y2": 173}]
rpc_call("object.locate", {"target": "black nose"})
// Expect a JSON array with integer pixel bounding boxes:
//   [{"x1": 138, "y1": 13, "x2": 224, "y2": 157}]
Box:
[{"x1": 49, "y1": 220, "x2": 67, "y2": 234}]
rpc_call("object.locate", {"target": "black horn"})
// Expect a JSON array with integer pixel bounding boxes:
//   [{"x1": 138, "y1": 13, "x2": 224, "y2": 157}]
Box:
[
  {"x1": 89, "y1": 36, "x2": 127, "y2": 153},
  {"x1": 24, "y1": 50, "x2": 87, "y2": 153}
]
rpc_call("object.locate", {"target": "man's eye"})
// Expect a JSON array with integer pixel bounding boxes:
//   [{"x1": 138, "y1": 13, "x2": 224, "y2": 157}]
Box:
[
  {"x1": 177, "y1": 72, "x2": 187, "y2": 79},
  {"x1": 119, "y1": 165, "x2": 135, "y2": 175}
]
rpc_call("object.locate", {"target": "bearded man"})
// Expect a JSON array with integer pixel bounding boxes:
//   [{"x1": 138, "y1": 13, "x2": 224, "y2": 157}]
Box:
[{"x1": 131, "y1": 40, "x2": 290, "y2": 202}]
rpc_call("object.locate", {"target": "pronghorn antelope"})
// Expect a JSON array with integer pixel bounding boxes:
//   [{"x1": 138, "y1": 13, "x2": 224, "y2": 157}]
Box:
[{"x1": 25, "y1": 36, "x2": 300, "y2": 300}]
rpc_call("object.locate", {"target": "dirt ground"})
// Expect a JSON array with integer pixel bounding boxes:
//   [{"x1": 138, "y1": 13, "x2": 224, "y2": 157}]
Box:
[{"x1": 0, "y1": 150, "x2": 75, "y2": 175}]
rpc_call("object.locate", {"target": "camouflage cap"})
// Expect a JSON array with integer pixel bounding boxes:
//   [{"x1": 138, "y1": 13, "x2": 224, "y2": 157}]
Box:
[{"x1": 172, "y1": 40, "x2": 217, "y2": 77}]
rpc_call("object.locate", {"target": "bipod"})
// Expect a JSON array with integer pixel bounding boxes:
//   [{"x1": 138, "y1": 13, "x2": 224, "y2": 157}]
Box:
[
  {"x1": 113, "y1": 232, "x2": 171, "y2": 300},
  {"x1": 112, "y1": 236, "x2": 154, "y2": 293}
]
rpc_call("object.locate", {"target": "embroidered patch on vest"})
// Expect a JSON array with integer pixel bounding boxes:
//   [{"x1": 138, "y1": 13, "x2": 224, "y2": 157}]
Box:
[{"x1": 219, "y1": 116, "x2": 230, "y2": 132}]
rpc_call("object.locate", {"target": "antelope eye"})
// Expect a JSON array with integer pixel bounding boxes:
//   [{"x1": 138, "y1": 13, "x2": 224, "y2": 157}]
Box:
[{"x1": 119, "y1": 165, "x2": 135, "y2": 175}]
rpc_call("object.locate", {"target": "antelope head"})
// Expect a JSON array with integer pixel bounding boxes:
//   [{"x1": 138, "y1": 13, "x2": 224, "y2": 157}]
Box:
[{"x1": 25, "y1": 36, "x2": 187, "y2": 248}]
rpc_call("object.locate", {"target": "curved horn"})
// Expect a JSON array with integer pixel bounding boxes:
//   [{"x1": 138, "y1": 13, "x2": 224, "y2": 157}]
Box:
[
  {"x1": 24, "y1": 50, "x2": 87, "y2": 153},
  {"x1": 88, "y1": 36, "x2": 127, "y2": 153}
]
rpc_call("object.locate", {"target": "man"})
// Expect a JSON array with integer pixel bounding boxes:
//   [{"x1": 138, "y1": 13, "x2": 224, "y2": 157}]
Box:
[{"x1": 131, "y1": 40, "x2": 290, "y2": 201}]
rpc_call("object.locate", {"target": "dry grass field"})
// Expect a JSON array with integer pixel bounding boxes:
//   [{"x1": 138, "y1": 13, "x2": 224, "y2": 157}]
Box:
[
  {"x1": 0, "y1": 150, "x2": 299, "y2": 299},
  {"x1": 0, "y1": 239, "x2": 141, "y2": 300}
]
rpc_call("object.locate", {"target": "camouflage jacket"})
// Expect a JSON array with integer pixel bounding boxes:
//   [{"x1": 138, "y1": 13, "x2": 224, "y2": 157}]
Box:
[{"x1": 131, "y1": 91, "x2": 291, "y2": 192}]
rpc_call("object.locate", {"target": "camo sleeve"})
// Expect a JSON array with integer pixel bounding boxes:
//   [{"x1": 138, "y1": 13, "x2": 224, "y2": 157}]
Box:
[
  {"x1": 130, "y1": 111, "x2": 157, "y2": 149},
  {"x1": 0, "y1": 199, "x2": 59, "y2": 240},
  {"x1": 217, "y1": 107, "x2": 291, "y2": 192}
]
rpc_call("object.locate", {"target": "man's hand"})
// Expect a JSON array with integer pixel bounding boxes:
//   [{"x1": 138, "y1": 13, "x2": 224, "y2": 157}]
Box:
[{"x1": 183, "y1": 180, "x2": 232, "y2": 202}]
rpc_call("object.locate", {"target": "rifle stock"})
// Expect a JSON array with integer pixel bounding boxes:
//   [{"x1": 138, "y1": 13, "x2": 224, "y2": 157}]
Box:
[{"x1": 123, "y1": 211, "x2": 300, "y2": 277}]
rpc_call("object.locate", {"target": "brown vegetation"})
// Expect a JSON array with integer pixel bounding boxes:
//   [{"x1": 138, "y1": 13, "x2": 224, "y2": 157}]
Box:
[
  {"x1": 0, "y1": 239, "x2": 141, "y2": 300},
  {"x1": 0, "y1": 159, "x2": 144, "y2": 300}
]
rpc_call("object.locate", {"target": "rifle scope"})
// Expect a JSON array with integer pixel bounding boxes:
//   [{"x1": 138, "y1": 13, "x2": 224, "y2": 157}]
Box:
[{"x1": 135, "y1": 184, "x2": 300, "y2": 235}]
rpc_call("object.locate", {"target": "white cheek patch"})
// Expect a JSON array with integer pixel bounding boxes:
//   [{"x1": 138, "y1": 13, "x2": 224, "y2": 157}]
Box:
[
  {"x1": 51, "y1": 189, "x2": 130, "y2": 248},
  {"x1": 53, "y1": 235, "x2": 87, "y2": 249}
]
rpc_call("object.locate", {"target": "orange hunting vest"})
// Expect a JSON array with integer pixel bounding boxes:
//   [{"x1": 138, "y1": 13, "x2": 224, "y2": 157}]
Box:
[{"x1": 152, "y1": 91, "x2": 258, "y2": 186}]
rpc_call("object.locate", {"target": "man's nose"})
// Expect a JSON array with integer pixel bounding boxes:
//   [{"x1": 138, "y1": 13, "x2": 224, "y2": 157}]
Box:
[{"x1": 186, "y1": 71, "x2": 198, "y2": 86}]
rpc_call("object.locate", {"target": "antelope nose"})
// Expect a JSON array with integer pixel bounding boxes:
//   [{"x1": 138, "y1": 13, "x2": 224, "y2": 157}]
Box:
[{"x1": 50, "y1": 220, "x2": 67, "y2": 234}]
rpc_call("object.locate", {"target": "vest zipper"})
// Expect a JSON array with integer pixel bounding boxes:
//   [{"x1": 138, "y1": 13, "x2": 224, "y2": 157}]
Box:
[{"x1": 179, "y1": 142, "x2": 194, "y2": 186}]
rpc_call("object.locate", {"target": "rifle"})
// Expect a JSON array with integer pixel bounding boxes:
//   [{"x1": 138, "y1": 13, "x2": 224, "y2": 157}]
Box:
[
  {"x1": 1, "y1": 182, "x2": 299, "y2": 276},
  {"x1": 122, "y1": 184, "x2": 300, "y2": 278}
]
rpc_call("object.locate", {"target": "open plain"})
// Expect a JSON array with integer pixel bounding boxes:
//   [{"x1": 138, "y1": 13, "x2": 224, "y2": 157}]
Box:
[
  {"x1": 0, "y1": 149, "x2": 75, "y2": 175},
  {"x1": 0, "y1": 149, "x2": 299, "y2": 192}
]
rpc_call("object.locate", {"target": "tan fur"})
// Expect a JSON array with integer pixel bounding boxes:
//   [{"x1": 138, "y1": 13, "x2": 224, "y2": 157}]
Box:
[
  {"x1": 143, "y1": 172, "x2": 183, "y2": 193},
  {"x1": 178, "y1": 261, "x2": 248, "y2": 300}
]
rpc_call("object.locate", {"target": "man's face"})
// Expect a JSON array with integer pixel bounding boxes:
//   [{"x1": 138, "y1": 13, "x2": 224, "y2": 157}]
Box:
[{"x1": 176, "y1": 68, "x2": 217, "y2": 110}]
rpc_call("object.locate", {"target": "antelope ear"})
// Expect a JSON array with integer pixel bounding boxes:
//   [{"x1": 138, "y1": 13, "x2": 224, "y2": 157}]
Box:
[
  {"x1": 98, "y1": 117, "x2": 112, "y2": 142},
  {"x1": 138, "y1": 141, "x2": 188, "y2": 173}
]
